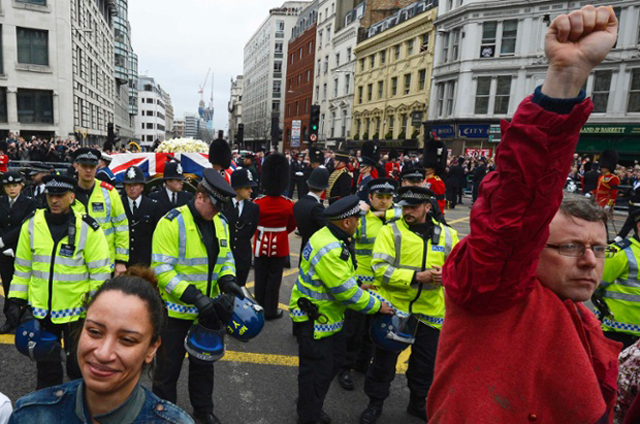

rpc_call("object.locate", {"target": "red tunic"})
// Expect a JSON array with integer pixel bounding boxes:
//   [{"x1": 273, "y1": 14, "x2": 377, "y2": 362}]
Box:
[
  {"x1": 253, "y1": 195, "x2": 296, "y2": 258},
  {"x1": 0, "y1": 155, "x2": 8, "y2": 173},
  {"x1": 427, "y1": 96, "x2": 621, "y2": 424},
  {"x1": 595, "y1": 173, "x2": 619, "y2": 208},
  {"x1": 385, "y1": 161, "x2": 401, "y2": 179},
  {"x1": 425, "y1": 176, "x2": 446, "y2": 214}
]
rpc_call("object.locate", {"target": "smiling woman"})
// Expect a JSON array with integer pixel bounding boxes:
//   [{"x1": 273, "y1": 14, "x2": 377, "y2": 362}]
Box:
[{"x1": 8, "y1": 267, "x2": 194, "y2": 424}]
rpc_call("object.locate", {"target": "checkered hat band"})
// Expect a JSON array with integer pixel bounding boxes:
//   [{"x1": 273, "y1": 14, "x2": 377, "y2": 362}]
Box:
[
  {"x1": 402, "y1": 172, "x2": 423, "y2": 180},
  {"x1": 76, "y1": 153, "x2": 98, "y2": 161},
  {"x1": 46, "y1": 180, "x2": 74, "y2": 190},
  {"x1": 401, "y1": 191, "x2": 430, "y2": 201},
  {"x1": 327, "y1": 204, "x2": 361, "y2": 220},
  {"x1": 371, "y1": 183, "x2": 395, "y2": 192},
  {"x1": 202, "y1": 179, "x2": 227, "y2": 201}
]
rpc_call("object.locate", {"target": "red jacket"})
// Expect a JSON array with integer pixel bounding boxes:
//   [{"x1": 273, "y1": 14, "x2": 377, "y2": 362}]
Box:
[
  {"x1": 595, "y1": 173, "x2": 619, "y2": 208},
  {"x1": 427, "y1": 96, "x2": 621, "y2": 423},
  {"x1": 426, "y1": 176, "x2": 446, "y2": 214},
  {"x1": 253, "y1": 195, "x2": 296, "y2": 258}
]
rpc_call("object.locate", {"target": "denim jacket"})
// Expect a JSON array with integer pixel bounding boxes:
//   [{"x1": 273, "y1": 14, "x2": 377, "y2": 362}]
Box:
[{"x1": 9, "y1": 379, "x2": 194, "y2": 424}]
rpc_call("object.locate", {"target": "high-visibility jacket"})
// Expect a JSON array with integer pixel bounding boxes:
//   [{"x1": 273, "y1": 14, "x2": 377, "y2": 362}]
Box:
[
  {"x1": 72, "y1": 181, "x2": 129, "y2": 264},
  {"x1": 371, "y1": 218, "x2": 458, "y2": 329},
  {"x1": 289, "y1": 226, "x2": 382, "y2": 340},
  {"x1": 354, "y1": 208, "x2": 401, "y2": 283},
  {"x1": 8, "y1": 210, "x2": 111, "y2": 324},
  {"x1": 600, "y1": 237, "x2": 640, "y2": 336},
  {"x1": 152, "y1": 206, "x2": 235, "y2": 321}
]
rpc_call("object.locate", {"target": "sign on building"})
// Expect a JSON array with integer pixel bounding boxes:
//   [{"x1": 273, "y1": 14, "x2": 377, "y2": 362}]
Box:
[
  {"x1": 292, "y1": 120, "x2": 301, "y2": 148},
  {"x1": 432, "y1": 124, "x2": 455, "y2": 139},
  {"x1": 459, "y1": 124, "x2": 490, "y2": 139},
  {"x1": 465, "y1": 148, "x2": 492, "y2": 158}
]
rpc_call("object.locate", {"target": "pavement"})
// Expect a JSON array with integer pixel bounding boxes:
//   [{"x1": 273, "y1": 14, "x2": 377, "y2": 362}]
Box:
[{"x1": 0, "y1": 197, "x2": 624, "y2": 423}]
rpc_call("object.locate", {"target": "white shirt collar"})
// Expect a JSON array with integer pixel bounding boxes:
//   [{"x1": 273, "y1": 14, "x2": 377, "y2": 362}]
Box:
[
  {"x1": 166, "y1": 187, "x2": 177, "y2": 199},
  {"x1": 128, "y1": 196, "x2": 141, "y2": 210},
  {"x1": 309, "y1": 192, "x2": 322, "y2": 203}
]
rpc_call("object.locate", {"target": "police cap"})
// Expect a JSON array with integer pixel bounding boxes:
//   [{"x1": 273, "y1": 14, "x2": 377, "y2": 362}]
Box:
[
  {"x1": 367, "y1": 178, "x2": 397, "y2": 195},
  {"x1": 72, "y1": 148, "x2": 101, "y2": 165},
  {"x1": 202, "y1": 168, "x2": 236, "y2": 204},
  {"x1": 163, "y1": 162, "x2": 184, "y2": 181},
  {"x1": 2, "y1": 171, "x2": 23, "y2": 185},
  {"x1": 324, "y1": 195, "x2": 362, "y2": 220},
  {"x1": 397, "y1": 186, "x2": 434, "y2": 206},
  {"x1": 42, "y1": 174, "x2": 76, "y2": 194},
  {"x1": 230, "y1": 168, "x2": 257, "y2": 189},
  {"x1": 123, "y1": 166, "x2": 145, "y2": 185},
  {"x1": 399, "y1": 167, "x2": 426, "y2": 182}
]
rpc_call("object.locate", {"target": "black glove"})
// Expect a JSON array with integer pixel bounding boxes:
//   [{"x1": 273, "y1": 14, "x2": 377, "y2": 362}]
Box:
[
  {"x1": 218, "y1": 276, "x2": 245, "y2": 300},
  {"x1": 212, "y1": 293, "x2": 235, "y2": 324},
  {"x1": 7, "y1": 298, "x2": 27, "y2": 325},
  {"x1": 180, "y1": 285, "x2": 218, "y2": 322}
]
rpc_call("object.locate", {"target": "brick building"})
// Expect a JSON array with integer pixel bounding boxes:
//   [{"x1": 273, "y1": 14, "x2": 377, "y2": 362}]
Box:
[{"x1": 284, "y1": 2, "x2": 318, "y2": 152}]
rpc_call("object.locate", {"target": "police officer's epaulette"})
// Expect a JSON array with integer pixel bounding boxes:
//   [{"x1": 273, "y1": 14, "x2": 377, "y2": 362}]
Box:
[
  {"x1": 613, "y1": 239, "x2": 632, "y2": 250},
  {"x1": 82, "y1": 214, "x2": 100, "y2": 231},
  {"x1": 219, "y1": 212, "x2": 229, "y2": 224},
  {"x1": 100, "y1": 181, "x2": 114, "y2": 191},
  {"x1": 164, "y1": 209, "x2": 181, "y2": 221}
]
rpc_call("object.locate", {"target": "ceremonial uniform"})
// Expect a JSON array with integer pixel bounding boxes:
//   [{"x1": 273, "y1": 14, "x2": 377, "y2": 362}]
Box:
[
  {"x1": 595, "y1": 172, "x2": 620, "y2": 209},
  {"x1": 425, "y1": 175, "x2": 446, "y2": 214},
  {"x1": 290, "y1": 156, "x2": 309, "y2": 199},
  {"x1": 209, "y1": 138, "x2": 234, "y2": 185},
  {"x1": 151, "y1": 169, "x2": 239, "y2": 424},
  {"x1": 328, "y1": 151, "x2": 352, "y2": 205},
  {"x1": 8, "y1": 175, "x2": 111, "y2": 389},
  {"x1": 148, "y1": 162, "x2": 194, "y2": 217},
  {"x1": 289, "y1": 196, "x2": 383, "y2": 424}
]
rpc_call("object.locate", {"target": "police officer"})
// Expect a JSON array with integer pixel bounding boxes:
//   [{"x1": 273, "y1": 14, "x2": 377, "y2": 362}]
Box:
[
  {"x1": 598, "y1": 208, "x2": 640, "y2": 349},
  {"x1": 96, "y1": 152, "x2": 116, "y2": 184},
  {"x1": 0, "y1": 171, "x2": 36, "y2": 333},
  {"x1": 151, "y1": 168, "x2": 244, "y2": 424},
  {"x1": 227, "y1": 168, "x2": 260, "y2": 287},
  {"x1": 24, "y1": 166, "x2": 51, "y2": 209},
  {"x1": 122, "y1": 166, "x2": 162, "y2": 267},
  {"x1": 289, "y1": 195, "x2": 394, "y2": 424},
  {"x1": 290, "y1": 153, "x2": 309, "y2": 199},
  {"x1": 338, "y1": 178, "x2": 400, "y2": 390},
  {"x1": 7, "y1": 174, "x2": 111, "y2": 389},
  {"x1": 71, "y1": 147, "x2": 129, "y2": 274},
  {"x1": 327, "y1": 151, "x2": 352, "y2": 205},
  {"x1": 360, "y1": 186, "x2": 458, "y2": 424},
  {"x1": 149, "y1": 161, "x2": 194, "y2": 217},
  {"x1": 293, "y1": 167, "x2": 329, "y2": 259}
]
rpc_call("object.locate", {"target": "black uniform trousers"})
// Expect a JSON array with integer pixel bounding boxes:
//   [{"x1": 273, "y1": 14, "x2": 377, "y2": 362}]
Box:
[
  {"x1": 364, "y1": 322, "x2": 439, "y2": 403},
  {"x1": 254, "y1": 256, "x2": 286, "y2": 318},
  {"x1": 618, "y1": 205, "x2": 640, "y2": 240},
  {"x1": 153, "y1": 317, "x2": 215, "y2": 414},
  {"x1": 236, "y1": 266, "x2": 251, "y2": 287},
  {"x1": 341, "y1": 309, "x2": 373, "y2": 372},
  {"x1": 604, "y1": 330, "x2": 639, "y2": 350},
  {"x1": 0, "y1": 259, "x2": 14, "y2": 317},
  {"x1": 289, "y1": 180, "x2": 307, "y2": 200},
  {"x1": 36, "y1": 318, "x2": 82, "y2": 390},
  {"x1": 296, "y1": 320, "x2": 346, "y2": 424}
]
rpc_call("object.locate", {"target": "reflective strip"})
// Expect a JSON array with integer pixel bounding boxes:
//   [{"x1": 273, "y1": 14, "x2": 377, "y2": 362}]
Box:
[
  {"x1": 310, "y1": 242, "x2": 342, "y2": 270},
  {"x1": 605, "y1": 291, "x2": 640, "y2": 303},
  {"x1": 359, "y1": 237, "x2": 377, "y2": 245},
  {"x1": 298, "y1": 268, "x2": 323, "y2": 288},
  {"x1": 53, "y1": 257, "x2": 85, "y2": 267},
  {"x1": 290, "y1": 308, "x2": 307, "y2": 318},
  {"x1": 602, "y1": 317, "x2": 640, "y2": 333},
  {"x1": 382, "y1": 264, "x2": 396, "y2": 285},
  {"x1": 625, "y1": 247, "x2": 639, "y2": 281},
  {"x1": 443, "y1": 225, "x2": 453, "y2": 256},
  {"x1": 116, "y1": 248, "x2": 130, "y2": 255},
  {"x1": 165, "y1": 277, "x2": 182, "y2": 294},
  {"x1": 296, "y1": 280, "x2": 333, "y2": 301},
  {"x1": 152, "y1": 254, "x2": 178, "y2": 265},
  {"x1": 356, "y1": 275, "x2": 375, "y2": 283},
  {"x1": 87, "y1": 259, "x2": 111, "y2": 269},
  {"x1": 220, "y1": 266, "x2": 235, "y2": 274},
  {"x1": 177, "y1": 214, "x2": 187, "y2": 259},
  {"x1": 89, "y1": 273, "x2": 111, "y2": 282},
  {"x1": 50, "y1": 307, "x2": 85, "y2": 319},
  {"x1": 415, "y1": 313, "x2": 445, "y2": 325},
  {"x1": 113, "y1": 225, "x2": 128, "y2": 233},
  {"x1": 112, "y1": 213, "x2": 127, "y2": 223},
  {"x1": 154, "y1": 264, "x2": 174, "y2": 275},
  {"x1": 315, "y1": 320, "x2": 344, "y2": 333},
  {"x1": 31, "y1": 271, "x2": 89, "y2": 282},
  {"x1": 10, "y1": 284, "x2": 28, "y2": 293},
  {"x1": 32, "y1": 307, "x2": 48, "y2": 318},
  {"x1": 361, "y1": 293, "x2": 378, "y2": 313},
  {"x1": 180, "y1": 273, "x2": 210, "y2": 282},
  {"x1": 15, "y1": 258, "x2": 31, "y2": 267},
  {"x1": 101, "y1": 187, "x2": 112, "y2": 219},
  {"x1": 257, "y1": 226, "x2": 287, "y2": 232},
  {"x1": 355, "y1": 249, "x2": 373, "y2": 256},
  {"x1": 14, "y1": 270, "x2": 31, "y2": 279},
  {"x1": 390, "y1": 223, "x2": 402, "y2": 267},
  {"x1": 328, "y1": 277, "x2": 357, "y2": 296},
  {"x1": 94, "y1": 217, "x2": 110, "y2": 224},
  {"x1": 372, "y1": 253, "x2": 395, "y2": 264},
  {"x1": 180, "y1": 257, "x2": 208, "y2": 266},
  {"x1": 32, "y1": 255, "x2": 52, "y2": 264},
  {"x1": 340, "y1": 286, "x2": 363, "y2": 306},
  {"x1": 360, "y1": 214, "x2": 368, "y2": 241},
  {"x1": 28, "y1": 217, "x2": 35, "y2": 252},
  {"x1": 77, "y1": 222, "x2": 89, "y2": 253},
  {"x1": 164, "y1": 301, "x2": 198, "y2": 315}
]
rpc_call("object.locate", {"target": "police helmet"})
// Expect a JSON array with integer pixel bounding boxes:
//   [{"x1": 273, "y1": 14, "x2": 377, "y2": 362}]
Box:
[
  {"x1": 15, "y1": 313, "x2": 63, "y2": 362},
  {"x1": 226, "y1": 290, "x2": 265, "y2": 341},
  {"x1": 370, "y1": 312, "x2": 416, "y2": 353},
  {"x1": 184, "y1": 320, "x2": 226, "y2": 364}
]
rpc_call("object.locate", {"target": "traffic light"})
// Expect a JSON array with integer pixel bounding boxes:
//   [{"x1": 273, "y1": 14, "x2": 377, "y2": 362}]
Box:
[
  {"x1": 237, "y1": 123, "x2": 244, "y2": 145},
  {"x1": 309, "y1": 105, "x2": 320, "y2": 137}
]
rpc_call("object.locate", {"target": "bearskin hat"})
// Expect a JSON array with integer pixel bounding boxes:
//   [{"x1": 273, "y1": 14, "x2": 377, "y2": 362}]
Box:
[
  {"x1": 599, "y1": 149, "x2": 618, "y2": 172},
  {"x1": 361, "y1": 141, "x2": 380, "y2": 167},
  {"x1": 261, "y1": 153, "x2": 290, "y2": 196},
  {"x1": 389, "y1": 148, "x2": 399, "y2": 161},
  {"x1": 423, "y1": 135, "x2": 448, "y2": 175},
  {"x1": 208, "y1": 138, "x2": 232, "y2": 168}
]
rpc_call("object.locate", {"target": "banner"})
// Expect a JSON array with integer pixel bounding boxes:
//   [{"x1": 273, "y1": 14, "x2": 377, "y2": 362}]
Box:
[{"x1": 109, "y1": 153, "x2": 212, "y2": 183}]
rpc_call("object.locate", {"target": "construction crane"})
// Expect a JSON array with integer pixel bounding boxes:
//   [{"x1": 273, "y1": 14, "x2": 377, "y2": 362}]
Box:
[{"x1": 198, "y1": 68, "x2": 211, "y2": 119}]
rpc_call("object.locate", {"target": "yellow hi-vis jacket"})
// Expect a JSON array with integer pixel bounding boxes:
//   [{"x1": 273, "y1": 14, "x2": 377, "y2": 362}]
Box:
[
  {"x1": 371, "y1": 218, "x2": 458, "y2": 329},
  {"x1": 72, "y1": 180, "x2": 129, "y2": 264},
  {"x1": 152, "y1": 206, "x2": 235, "y2": 321},
  {"x1": 8, "y1": 210, "x2": 111, "y2": 324},
  {"x1": 354, "y1": 208, "x2": 402, "y2": 284}
]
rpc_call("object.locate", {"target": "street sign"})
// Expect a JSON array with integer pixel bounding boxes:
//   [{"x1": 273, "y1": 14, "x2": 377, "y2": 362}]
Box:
[
  {"x1": 292, "y1": 120, "x2": 301, "y2": 147},
  {"x1": 432, "y1": 125, "x2": 455, "y2": 139},
  {"x1": 459, "y1": 124, "x2": 490, "y2": 139},
  {"x1": 310, "y1": 134, "x2": 318, "y2": 142},
  {"x1": 411, "y1": 111, "x2": 424, "y2": 128}
]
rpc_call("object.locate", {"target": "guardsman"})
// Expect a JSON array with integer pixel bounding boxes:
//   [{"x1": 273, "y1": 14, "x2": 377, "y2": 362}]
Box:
[
  {"x1": 151, "y1": 168, "x2": 244, "y2": 424},
  {"x1": 149, "y1": 161, "x2": 194, "y2": 217},
  {"x1": 122, "y1": 166, "x2": 162, "y2": 267},
  {"x1": 597, "y1": 208, "x2": 640, "y2": 349},
  {"x1": 595, "y1": 149, "x2": 619, "y2": 210},
  {"x1": 0, "y1": 171, "x2": 36, "y2": 333},
  {"x1": 254, "y1": 153, "x2": 296, "y2": 320},
  {"x1": 289, "y1": 195, "x2": 394, "y2": 424},
  {"x1": 293, "y1": 167, "x2": 329, "y2": 259},
  {"x1": 209, "y1": 137, "x2": 234, "y2": 184},
  {"x1": 360, "y1": 186, "x2": 458, "y2": 424},
  {"x1": 227, "y1": 168, "x2": 260, "y2": 287},
  {"x1": 71, "y1": 147, "x2": 129, "y2": 274},
  {"x1": 327, "y1": 151, "x2": 352, "y2": 205},
  {"x1": 7, "y1": 174, "x2": 111, "y2": 389},
  {"x1": 290, "y1": 153, "x2": 309, "y2": 199},
  {"x1": 423, "y1": 134, "x2": 448, "y2": 215},
  {"x1": 385, "y1": 149, "x2": 401, "y2": 180},
  {"x1": 338, "y1": 178, "x2": 400, "y2": 390}
]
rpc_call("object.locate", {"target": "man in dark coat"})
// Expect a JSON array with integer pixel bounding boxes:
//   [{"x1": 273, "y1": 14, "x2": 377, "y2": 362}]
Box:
[
  {"x1": 447, "y1": 157, "x2": 466, "y2": 208},
  {"x1": 293, "y1": 167, "x2": 329, "y2": 259},
  {"x1": 122, "y1": 166, "x2": 162, "y2": 267},
  {"x1": 149, "y1": 161, "x2": 194, "y2": 217},
  {"x1": 23, "y1": 166, "x2": 51, "y2": 209},
  {"x1": 582, "y1": 161, "x2": 601, "y2": 195},
  {"x1": 472, "y1": 157, "x2": 487, "y2": 203},
  {"x1": 327, "y1": 151, "x2": 352, "y2": 205},
  {"x1": 0, "y1": 171, "x2": 36, "y2": 333},
  {"x1": 226, "y1": 168, "x2": 260, "y2": 287},
  {"x1": 290, "y1": 153, "x2": 310, "y2": 200}
]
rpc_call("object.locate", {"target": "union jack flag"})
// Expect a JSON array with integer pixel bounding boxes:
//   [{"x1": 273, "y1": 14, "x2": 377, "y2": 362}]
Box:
[{"x1": 108, "y1": 153, "x2": 212, "y2": 183}]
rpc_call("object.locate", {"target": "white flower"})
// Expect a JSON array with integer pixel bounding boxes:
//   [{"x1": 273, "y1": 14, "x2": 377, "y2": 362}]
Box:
[{"x1": 155, "y1": 137, "x2": 208, "y2": 153}]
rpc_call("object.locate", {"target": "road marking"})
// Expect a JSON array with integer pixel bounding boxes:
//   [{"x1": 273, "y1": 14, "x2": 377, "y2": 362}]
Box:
[{"x1": 448, "y1": 216, "x2": 470, "y2": 224}]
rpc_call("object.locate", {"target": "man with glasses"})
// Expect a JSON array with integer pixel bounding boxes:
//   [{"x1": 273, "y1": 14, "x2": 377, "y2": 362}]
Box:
[{"x1": 428, "y1": 6, "x2": 622, "y2": 423}]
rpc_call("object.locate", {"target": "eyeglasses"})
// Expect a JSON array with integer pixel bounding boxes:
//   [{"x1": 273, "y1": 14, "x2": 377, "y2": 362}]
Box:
[{"x1": 545, "y1": 243, "x2": 614, "y2": 259}]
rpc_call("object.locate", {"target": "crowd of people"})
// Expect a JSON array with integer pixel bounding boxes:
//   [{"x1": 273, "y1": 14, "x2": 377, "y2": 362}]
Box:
[{"x1": 0, "y1": 5, "x2": 639, "y2": 424}]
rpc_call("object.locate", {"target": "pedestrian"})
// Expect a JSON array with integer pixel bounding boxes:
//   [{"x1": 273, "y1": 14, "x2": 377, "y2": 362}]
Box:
[
  {"x1": 7, "y1": 174, "x2": 111, "y2": 390},
  {"x1": 471, "y1": 157, "x2": 487, "y2": 203},
  {"x1": 327, "y1": 151, "x2": 352, "y2": 205},
  {"x1": 254, "y1": 153, "x2": 296, "y2": 320},
  {"x1": 149, "y1": 161, "x2": 194, "y2": 218},
  {"x1": 289, "y1": 195, "x2": 394, "y2": 424},
  {"x1": 71, "y1": 147, "x2": 129, "y2": 275},
  {"x1": 427, "y1": 7, "x2": 621, "y2": 422},
  {"x1": 290, "y1": 153, "x2": 309, "y2": 199},
  {"x1": 446, "y1": 157, "x2": 466, "y2": 208},
  {"x1": 360, "y1": 186, "x2": 458, "y2": 424},
  {"x1": 122, "y1": 166, "x2": 162, "y2": 267},
  {"x1": 151, "y1": 168, "x2": 243, "y2": 424},
  {"x1": 293, "y1": 167, "x2": 329, "y2": 259},
  {"x1": 227, "y1": 168, "x2": 260, "y2": 287},
  {"x1": 0, "y1": 172, "x2": 36, "y2": 333},
  {"x1": 8, "y1": 268, "x2": 194, "y2": 424},
  {"x1": 583, "y1": 161, "x2": 601, "y2": 195}
]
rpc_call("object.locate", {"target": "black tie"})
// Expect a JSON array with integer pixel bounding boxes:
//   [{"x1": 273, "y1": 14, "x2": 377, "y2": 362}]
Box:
[
  {"x1": 235, "y1": 200, "x2": 241, "y2": 215},
  {"x1": 172, "y1": 192, "x2": 177, "y2": 205},
  {"x1": 132, "y1": 200, "x2": 138, "y2": 215}
]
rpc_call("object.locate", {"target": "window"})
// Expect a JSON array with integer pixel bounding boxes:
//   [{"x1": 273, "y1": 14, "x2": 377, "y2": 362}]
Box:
[
  {"x1": 501, "y1": 20, "x2": 518, "y2": 55},
  {"x1": 274, "y1": 61, "x2": 282, "y2": 73},
  {"x1": 388, "y1": 115, "x2": 394, "y2": 134},
  {"x1": 356, "y1": 119, "x2": 361, "y2": 136},
  {"x1": 146, "y1": 123, "x2": 154, "y2": 130},
  {"x1": 317, "y1": 59, "x2": 321, "y2": 76},
  {"x1": 446, "y1": 81, "x2": 456, "y2": 116},
  {"x1": 404, "y1": 74, "x2": 411, "y2": 95},
  {"x1": 380, "y1": 50, "x2": 386, "y2": 64},
  {"x1": 378, "y1": 81, "x2": 384, "y2": 99},
  {"x1": 334, "y1": 79, "x2": 339, "y2": 97},
  {"x1": 17, "y1": 0, "x2": 47, "y2": 4},
  {"x1": 345, "y1": 74, "x2": 350, "y2": 94},
  {"x1": 370, "y1": 55, "x2": 375, "y2": 68},
  {"x1": 592, "y1": 70, "x2": 612, "y2": 113},
  {"x1": 407, "y1": 40, "x2": 414, "y2": 56},
  {"x1": 419, "y1": 70, "x2": 427, "y2": 91},
  {"x1": 480, "y1": 21, "x2": 497, "y2": 57},
  {"x1": 0, "y1": 88, "x2": 6, "y2": 123},
  {"x1": 17, "y1": 89, "x2": 53, "y2": 123},
  {"x1": 273, "y1": 81, "x2": 281, "y2": 93},
  {"x1": 395, "y1": 44, "x2": 401, "y2": 60},
  {"x1": 323, "y1": 83, "x2": 327, "y2": 100},
  {"x1": 474, "y1": 77, "x2": 491, "y2": 114},
  {"x1": 0, "y1": 27, "x2": 3, "y2": 74},
  {"x1": 442, "y1": 32, "x2": 450, "y2": 63},
  {"x1": 276, "y1": 20, "x2": 285, "y2": 32},
  {"x1": 327, "y1": 27, "x2": 331, "y2": 43},
  {"x1": 291, "y1": 53, "x2": 295, "y2": 64},
  {"x1": 307, "y1": 70, "x2": 311, "y2": 82},
  {"x1": 360, "y1": 59, "x2": 365, "y2": 71},
  {"x1": 315, "y1": 85, "x2": 320, "y2": 100},
  {"x1": 346, "y1": 48, "x2": 352, "y2": 60},
  {"x1": 494, "y1": 76, "x2": 511, "y2": 114},
  {"x1": 299, "y1": 48, "x2": 303, "y2": 59},
  {"x1": 401, "y1": 114, "x2": 408, "y2": 134},
  {"x1": 272, "y1": 101, "x2": 280, "y2": 111},
  {"x1": 331, "y1": 111, "x2": 336, "y2": 137},
  {"x1": 309, "y1": 41, "x2": 314, "y2": 54},
  {"x1": 324, "y1": 56, "x2": 329, "y2": 73},
  {"x1": 367, "y1": 83, "x2": 373, "y2": 101},
  {"x1": 421, "y1": 33, "x2": 430, "y2": 52},
  {"x1": 451, "y1": 29, "x2": 461, "y2": 61},
  {"x1": 629, "y1": 69, "x2": 640, "y2": 112},
  {"x1": 437, "y1": 83, "x2": 445, "y2": 116},
  {"x1": 297, "y1": 75, "x2": 302, "y2": 86},
  {"x1": 275, "y1": 42, "x2": 283, "y2": 53},
  {"x1": 17, "y1": 27, "x2": 49, "y2": 66},
  {"x1": 358, "y1": 86, "x2": 363, "y2": 103},
  {"x1": 305, "y1": 99, "x2": 309, "y2": 113},
  {"x1": 318, "y1": 30, "x2": 323, "y2": 48},
  {"x1": 336, "y1": 53, "x2": 340, "y2": 66},
  {"x1": 391, "y1": 77, "x2": 398, "y2": 96},
  {"x1": 342, "y1": 110, "x2": 347, "y2": 137}
]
